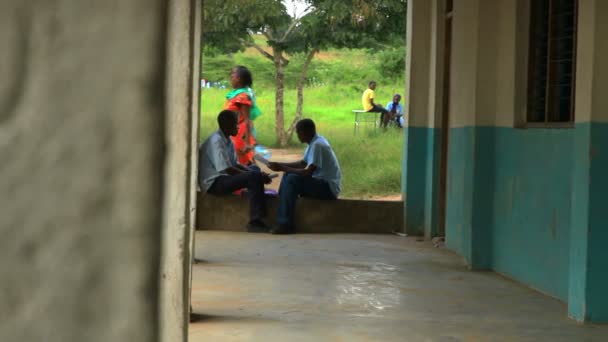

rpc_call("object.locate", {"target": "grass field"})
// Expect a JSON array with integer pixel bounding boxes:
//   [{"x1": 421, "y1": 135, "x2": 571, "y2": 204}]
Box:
[{"x1": 200, "y1": 85, "x2": 405, "y2": 199}]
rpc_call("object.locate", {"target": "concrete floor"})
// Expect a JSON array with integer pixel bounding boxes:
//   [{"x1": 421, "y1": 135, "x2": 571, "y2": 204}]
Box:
[{"x1": 190, "y1": 232, "x2": 607, "y2": 341}]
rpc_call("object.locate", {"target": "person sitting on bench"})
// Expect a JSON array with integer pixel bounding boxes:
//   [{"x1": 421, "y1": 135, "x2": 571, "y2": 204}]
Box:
[
  {"x1": 362, "y1": 80, "x2": 390, "y2": 128},
  {"x1": 268, "y1": 119, "x2": 342, "y2": 234},
  {"x1": 198, "y1": 110, "x2": 273, "y2": 233},
  {"x1": 386, "y1": 94, "x2": 404, "y2": 128}
]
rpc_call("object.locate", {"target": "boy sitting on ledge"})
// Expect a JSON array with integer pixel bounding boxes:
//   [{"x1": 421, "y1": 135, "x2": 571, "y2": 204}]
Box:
[
  {"x1": 268, "y1": 119, "x2": 342, "y2": 234},
  {"x1": 198, "y1": 110, "x2": 273, "y2": 233}
]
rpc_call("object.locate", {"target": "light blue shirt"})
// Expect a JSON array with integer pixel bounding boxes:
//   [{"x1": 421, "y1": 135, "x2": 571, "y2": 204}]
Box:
[
  {"x1": 198, "y1": 130, "x2": 238, "y2": 192},
  {"x1": 303, "y1": 135, "x2": 342, "y2": 196},
  {"x1": 385, "y1": 102, "x2": 404, "y2": 116}
]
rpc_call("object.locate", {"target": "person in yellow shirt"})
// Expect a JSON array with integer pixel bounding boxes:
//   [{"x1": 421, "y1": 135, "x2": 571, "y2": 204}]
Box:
[{"x1": 361, "y1": 81, "x2": 390, "y2": 128}]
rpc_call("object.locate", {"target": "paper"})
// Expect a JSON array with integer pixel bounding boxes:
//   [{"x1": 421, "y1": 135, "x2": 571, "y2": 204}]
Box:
[{"x1": 254, "y1": 154, "x2": 270, "y2": 166}]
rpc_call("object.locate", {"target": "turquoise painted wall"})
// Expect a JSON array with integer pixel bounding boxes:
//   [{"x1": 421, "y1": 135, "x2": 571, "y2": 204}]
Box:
[
  {"x1": 404, "y1": 127, "x2": 441, "y2": 236},
  {"x1": 490, "y1": 127, "x2": 573, "y2": 300},
  {"x1": 586, "y1": 123, "x2": 608, "y2": 321},
  {"x1": 446, "y1": 127, "x2": 573, "y2": 300},
  {"x1": 445, "y1": 127, "x2": 475, "y2": 263}
]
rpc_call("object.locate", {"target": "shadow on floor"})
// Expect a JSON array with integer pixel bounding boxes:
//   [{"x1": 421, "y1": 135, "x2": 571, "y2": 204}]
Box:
[{"x1": 190, "y1": 313, "x2": 276, "y2": 324}]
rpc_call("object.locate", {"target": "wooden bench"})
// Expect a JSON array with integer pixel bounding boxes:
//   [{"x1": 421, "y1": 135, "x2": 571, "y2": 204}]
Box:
[
  {"x1": 196, "y1": 192, "x2": 404, "y2": 234},
  {"x1": 352, "y1": 110, "x2": 380, "y2": 134}
]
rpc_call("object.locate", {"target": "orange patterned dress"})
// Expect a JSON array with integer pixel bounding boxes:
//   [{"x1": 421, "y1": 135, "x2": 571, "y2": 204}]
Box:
[{"x1": 224, "y1": 92, "x2": 256, "y2": 165}]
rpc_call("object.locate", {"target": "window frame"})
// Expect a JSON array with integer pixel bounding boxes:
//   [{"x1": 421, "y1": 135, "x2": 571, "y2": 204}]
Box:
[{"x1": 524, "y1": 0, "x2": 578, "y2": 128}]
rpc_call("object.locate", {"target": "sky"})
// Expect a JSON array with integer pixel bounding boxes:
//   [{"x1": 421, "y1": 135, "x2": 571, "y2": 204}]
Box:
[{"x1": 282, "y1": 0, "x2": 311, "y2": 18}]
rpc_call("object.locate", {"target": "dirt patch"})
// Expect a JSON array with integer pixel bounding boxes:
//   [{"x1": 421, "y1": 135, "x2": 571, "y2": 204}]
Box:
[
  {"x1": 256, "y1": 148, "x2": 303, "y2": 192},
  {"x1": 316, "y1": 51, "x2": 339, "y2": 61},
  {"x1": 266, "y1": 148, "x2": 302, "y2": 162},
  {"x1": 368, "y1": 194, "x2": 402, "y2": 201}
]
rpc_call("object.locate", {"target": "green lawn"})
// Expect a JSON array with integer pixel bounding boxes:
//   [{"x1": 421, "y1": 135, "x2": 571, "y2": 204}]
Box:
[{"x1": 200, "y1": 86, "x2": 404, "y2": 199}]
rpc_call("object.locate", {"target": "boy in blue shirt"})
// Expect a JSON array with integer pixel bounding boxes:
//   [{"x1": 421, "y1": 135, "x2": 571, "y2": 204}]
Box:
[
  {"x1": 268, "y1": 119, "x2": 342, "y2": 234},
  {"x1": 386, "y1": 94, "x2": 404, "y2": 128}
]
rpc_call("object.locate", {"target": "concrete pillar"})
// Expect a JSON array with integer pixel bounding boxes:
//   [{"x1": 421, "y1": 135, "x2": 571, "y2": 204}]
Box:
[
  {"x1": 404, "y1": 0, "x2": 498, "y2": 254},
  {"x1": 403, "y1": 0, "x2": 440, "y2": 237},
  {"x1": 159, "y1": 0, "x2": 202, "y2": 340},
  {"x1": 442, "y1": 0, "x2": 484, "y2": 267},
  {"x1": 568, "y1": 0, "x2": 608, "y2": 323},
  {"x1": 0, "y1": 1, "x2": 166, "y2": 341},
  {"x1": 188, "y1": 0, "x2": 203, "y2": 324},
  {"x1": 443, "y1": 0, "x2": 500, "y2": 269}
]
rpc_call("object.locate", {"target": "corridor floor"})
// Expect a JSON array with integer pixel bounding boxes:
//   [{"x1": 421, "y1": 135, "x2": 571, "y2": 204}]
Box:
[{"x1": 189, "y1": 232, "x2": 607, "y2": 341}]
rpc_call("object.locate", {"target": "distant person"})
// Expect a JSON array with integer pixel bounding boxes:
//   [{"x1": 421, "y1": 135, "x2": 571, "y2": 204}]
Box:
[
  {"x1": 224, "y1": 65, "x2": 262, "y2": 166},
  {"x1": 198, "y1": 110, "x2": 273, "y2": 233},
  {"x1": 386, "y1": 94, "x2": 404, "y2": 128},
  {"x1": 362, "y1": 81, "x2": 390, "y2": 128},
  {"x1": 268, "y1": 119, "x2": 341, "y2": 234}
]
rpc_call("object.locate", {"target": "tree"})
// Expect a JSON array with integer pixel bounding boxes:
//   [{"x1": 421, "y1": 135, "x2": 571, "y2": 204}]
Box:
[{"x1": 203, "y1": 0, "x2": 407, "y2": 146}]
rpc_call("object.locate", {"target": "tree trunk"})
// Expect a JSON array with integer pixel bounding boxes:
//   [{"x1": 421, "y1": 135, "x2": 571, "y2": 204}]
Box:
[
  {"x1": 287, "y1": 48, "x2": 318, "y2": 140},
  {"x1": 274, "y1": 50, "x2": 287, "y2": 146}
]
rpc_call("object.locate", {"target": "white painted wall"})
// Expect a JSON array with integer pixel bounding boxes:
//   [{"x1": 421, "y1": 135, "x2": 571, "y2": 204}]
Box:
[
  {"x1": 577, "y1": 0, "x2": 608, "y2": 123},
  {"x1": 591, "y1": 0, "x2": 608, "y2": 122},
  {"x1": 406, "y1": 0, "x2": 433, "y2": 128},
  {"x1": 411, "y1": 0, "x2": 607, "y2": 128},
  {"x1": 449, "y1": 0, "x2": 480, "y2": 127}
]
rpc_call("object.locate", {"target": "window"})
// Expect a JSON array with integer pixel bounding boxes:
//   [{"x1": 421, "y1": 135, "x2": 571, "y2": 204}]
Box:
[{"x1": 527, "y1": 0, "x2": 577, "y2": 124}]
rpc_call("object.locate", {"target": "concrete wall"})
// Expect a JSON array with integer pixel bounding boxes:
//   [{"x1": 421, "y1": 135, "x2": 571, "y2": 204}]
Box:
[
  {"x1": 197, "y1": 195, "x2": 404, "y2": 234},
  {"x1": 405, "y1": 0, "x2": 608, "y2": 322},
  {"x1": 160, "y1": 0, "x2": 202, "y2": 341},
  {"x1": 0, "y1": 1, "x2": 167, "y2": 341},
  {"x1": 1, "y1": 0, "x2": 202, "y2": 340}
]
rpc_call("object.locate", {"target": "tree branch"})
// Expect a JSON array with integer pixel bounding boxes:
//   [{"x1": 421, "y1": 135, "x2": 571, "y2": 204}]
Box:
[
  {"x1": 262, "y1": 29, "x2": 274, "y2": 41},
  {"x1": 279, "y1": 5, "x2": 313, "y2": 43},
  {"x1": 280, "y1": 18, "x2": 301, "y2": 42},
  {"x1": 286, "y1": 48, "x2": 318, "y2": 138},
  {"x1": 246, "y1": 32, "x2": 290, "y2": 66},
  {"x1": 240, "y1": 37, "x2": 274, "y2": 62}
]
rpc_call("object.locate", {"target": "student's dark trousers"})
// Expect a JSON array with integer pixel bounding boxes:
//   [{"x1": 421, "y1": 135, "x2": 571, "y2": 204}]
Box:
[
  {"x1": 367, "y1": 104, "x2": 389, "y2": 125},
  {"x1": 207, "y1": 165, "x2": 266, "y2": 223},
  {"x1": 276, "y1": 173, "x2": 336, "y2": 227}
]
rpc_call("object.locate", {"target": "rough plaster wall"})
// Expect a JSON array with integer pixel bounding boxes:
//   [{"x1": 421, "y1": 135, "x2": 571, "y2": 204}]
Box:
[
  {"x1": 0, "y1": 1, "x2": 166, "y2": 341},
  {"x1": 159, "y1": 0, "x2": 201, "y2": 341}
]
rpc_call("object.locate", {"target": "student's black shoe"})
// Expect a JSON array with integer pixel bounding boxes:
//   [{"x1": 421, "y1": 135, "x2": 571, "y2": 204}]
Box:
[
  {"x1": 246, "y1": 220, "x2": 272, "y2": 233},
  {"x1": 270, "y1": 224, "x2": 296, "y2": 235}
]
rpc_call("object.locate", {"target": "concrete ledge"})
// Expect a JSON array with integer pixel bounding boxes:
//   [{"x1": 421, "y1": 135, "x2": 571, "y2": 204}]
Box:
[{"x1": 196, "y1": 192, "x2": 403, "y2": 234}]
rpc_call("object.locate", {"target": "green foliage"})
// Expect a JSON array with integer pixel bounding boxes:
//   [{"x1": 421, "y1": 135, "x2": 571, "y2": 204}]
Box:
[
  {"x1": 203, "y1": 0, "x2": 406, "y2": 53},
  {"x1": 201, "y1": 54, "x2": 234, "y2": 82},
  {"x1": 202, "y1": 0, "x2": 290, "y2": 53},
  {"x1": 376, "y1": 47, "x2": 406, "y2": 81},
  {"x1": 303, "y1": 0, "x2": 407, "y2": 49},
  {"x1": 203, "y1": 43, "x2": 405, "y2": 89}
]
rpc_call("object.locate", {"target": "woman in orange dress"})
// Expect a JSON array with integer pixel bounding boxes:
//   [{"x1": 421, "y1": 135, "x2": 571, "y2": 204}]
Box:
[{"x1": 224, "y1": 65, "x2": 262, "y2": 166}]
